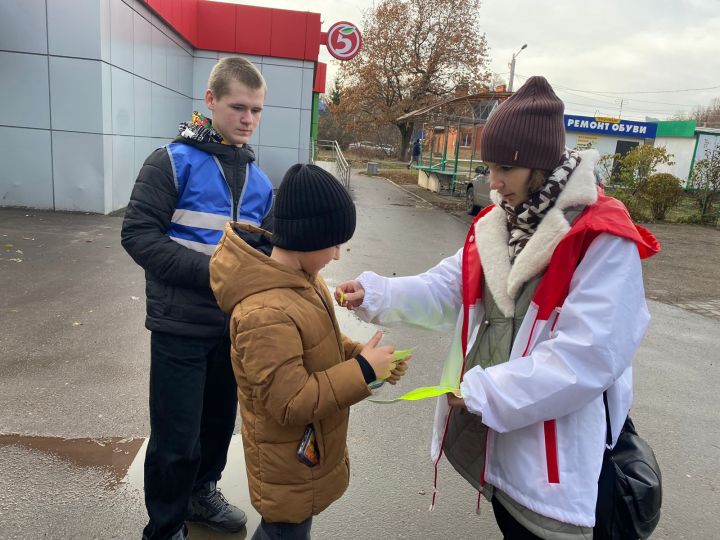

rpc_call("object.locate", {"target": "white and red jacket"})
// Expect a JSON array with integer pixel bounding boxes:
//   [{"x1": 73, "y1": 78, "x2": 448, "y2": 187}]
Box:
[{"x1": 355, "y1": 150, "x2": 660, "y2": 527}]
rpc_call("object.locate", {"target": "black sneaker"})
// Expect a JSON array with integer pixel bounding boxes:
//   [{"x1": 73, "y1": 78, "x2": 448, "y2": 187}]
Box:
[{"x1": 186, "y1": 481, "x2": 247, "y2": 533}]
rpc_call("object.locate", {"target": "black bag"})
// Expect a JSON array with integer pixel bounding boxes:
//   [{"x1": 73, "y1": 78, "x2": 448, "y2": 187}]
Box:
[{"x1": 594, "y1": 393, "x2": 662, "y2": 540}]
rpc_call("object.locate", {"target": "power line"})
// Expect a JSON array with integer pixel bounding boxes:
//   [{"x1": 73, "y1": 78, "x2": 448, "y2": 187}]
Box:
[
  {"x1": 518, "y1": 73, "x2": 719, "y2": 95},
  {"x1": 513, "y1": 73, "x2": 710, "y2": 108},
  {"x1": 560, "y1": 83, "x2": 720, "y2": 95},
  {"x1": 512, "y1": 73, "x2": 695, "y2": 117}
]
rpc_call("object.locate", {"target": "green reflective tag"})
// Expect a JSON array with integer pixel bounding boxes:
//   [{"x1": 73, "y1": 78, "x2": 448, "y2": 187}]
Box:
[
  {"x1": 393, "y1": 347, "x2": 416, "y2": 363},
  {"x1": 367, "y1": 385, "x2": 460, "y2": 404}
]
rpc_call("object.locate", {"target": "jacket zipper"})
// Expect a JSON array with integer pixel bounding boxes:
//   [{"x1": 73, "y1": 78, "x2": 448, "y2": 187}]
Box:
[
  {"x1": 313, "y1": 286, "x2": 345, "y2": 357},
  {"x1": 232, "y1": 148, "x2": 240, "y2": 222}
]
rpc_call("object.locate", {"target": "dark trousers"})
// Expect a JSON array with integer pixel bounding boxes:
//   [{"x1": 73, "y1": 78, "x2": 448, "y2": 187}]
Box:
[
  {"x1": 142, "y1": 332, "x2": 238, "y2": 540},
  {"x1": 251, "y1": 518, "x2": 313, "y2": 540},
  {"x1": 492, "y1": 496, "x2": 543, "y2": 540}
]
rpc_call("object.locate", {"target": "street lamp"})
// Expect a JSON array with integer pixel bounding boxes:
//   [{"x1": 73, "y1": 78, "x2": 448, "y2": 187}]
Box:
[{"x1": 508, "y1": 44, "x2": 527, "y2": 92}]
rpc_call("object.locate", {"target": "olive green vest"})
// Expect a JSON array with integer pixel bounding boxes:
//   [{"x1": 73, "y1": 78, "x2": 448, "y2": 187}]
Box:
[
  {"x1": 443, "y1": 273, "x2": 542, "y2": 489},
  {"x1": 443, "y1": 205, "x2": 585, "y2": 489}
]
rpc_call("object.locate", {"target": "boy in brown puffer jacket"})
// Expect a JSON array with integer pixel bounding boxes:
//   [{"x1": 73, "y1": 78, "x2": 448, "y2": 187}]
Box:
[{"x1": 210, "y1": 164, "x2": 409, "y2": 539}]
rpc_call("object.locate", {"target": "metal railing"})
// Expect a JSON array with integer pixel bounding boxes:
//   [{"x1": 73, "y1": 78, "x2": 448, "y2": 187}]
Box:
[{"x1": 315, "y1": 139, "x2": 351, "y2": 189}]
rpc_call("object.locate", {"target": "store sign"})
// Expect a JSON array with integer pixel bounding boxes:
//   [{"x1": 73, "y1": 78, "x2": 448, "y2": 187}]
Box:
[
  {"x1": 595, "y1": 116, "x2": 620, "y2": 124},
  {"x1": 565, "y1": 114, "x2": 657, "y2": 139},
  {"x1": 326, "y1": 22, "x2": 363, "y2": 61},
  {"x1": 576, "y1": 134, "x2": 601, "y2": 150}
]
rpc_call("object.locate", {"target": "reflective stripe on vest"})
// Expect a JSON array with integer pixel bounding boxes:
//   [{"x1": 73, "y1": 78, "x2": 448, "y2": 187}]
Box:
[{"x1": 164, "y1": 143, "x2": 273, "y2": 254}]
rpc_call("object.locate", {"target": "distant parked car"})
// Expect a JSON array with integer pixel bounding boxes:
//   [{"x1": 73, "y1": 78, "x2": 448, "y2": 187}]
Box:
[
  {"x1": 348, "y1": 141, "x2": 395, "y2": 157},
  {"x1": 466, "y1": 165, "x2": 492, "y2": 215}
]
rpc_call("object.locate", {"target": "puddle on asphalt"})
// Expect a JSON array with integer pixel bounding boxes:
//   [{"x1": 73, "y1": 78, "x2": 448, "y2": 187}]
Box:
[{"x1": 0, "y1": 434, "x2": 144, "y2": 486}]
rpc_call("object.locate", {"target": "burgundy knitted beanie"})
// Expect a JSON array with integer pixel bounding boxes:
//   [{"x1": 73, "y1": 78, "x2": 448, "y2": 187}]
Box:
[{"x1": 480, "y1": 76, "x2": 565, "y2": 170}]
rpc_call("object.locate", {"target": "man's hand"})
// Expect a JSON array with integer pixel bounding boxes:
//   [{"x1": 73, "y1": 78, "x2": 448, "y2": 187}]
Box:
[{"x1": 335, "y1": 280, "x2": 365, "y2": 310}]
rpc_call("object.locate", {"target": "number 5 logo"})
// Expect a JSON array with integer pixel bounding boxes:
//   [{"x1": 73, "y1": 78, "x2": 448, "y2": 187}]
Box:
[{"x1": 326, "y1": 22, "x2": 362, "y2": 61}]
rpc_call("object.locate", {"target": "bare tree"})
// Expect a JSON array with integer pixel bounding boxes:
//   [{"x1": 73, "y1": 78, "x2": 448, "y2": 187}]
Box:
[{"x1": 337, "y1": 0, "x2": 491, "y2": 159}]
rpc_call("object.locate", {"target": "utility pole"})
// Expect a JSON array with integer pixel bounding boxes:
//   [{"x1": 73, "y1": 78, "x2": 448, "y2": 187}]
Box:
[{"x1": 508, "y1": 44, "x2": 527, "y2": 92}]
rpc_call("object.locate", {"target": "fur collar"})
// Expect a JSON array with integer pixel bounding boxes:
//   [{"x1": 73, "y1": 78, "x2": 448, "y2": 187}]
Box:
[{"x1": 473, "y1": 149, "x2": 600, "y2": 317}]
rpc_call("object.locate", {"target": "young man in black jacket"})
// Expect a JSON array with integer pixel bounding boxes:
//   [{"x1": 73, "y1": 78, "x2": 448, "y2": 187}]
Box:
[{"x1": 122, "y1": 57, "x2": 274, "y2": 540}]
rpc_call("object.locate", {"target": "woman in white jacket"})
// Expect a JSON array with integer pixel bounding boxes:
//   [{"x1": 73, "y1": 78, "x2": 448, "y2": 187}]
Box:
[{"x1": 336, "y1": 76, "x2": 660, "y2": 539}]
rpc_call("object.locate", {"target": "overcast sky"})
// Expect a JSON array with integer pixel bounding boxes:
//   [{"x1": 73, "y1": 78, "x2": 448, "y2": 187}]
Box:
[{"x1": 223, "y1": 0, "x2": 720, "y2": 121}]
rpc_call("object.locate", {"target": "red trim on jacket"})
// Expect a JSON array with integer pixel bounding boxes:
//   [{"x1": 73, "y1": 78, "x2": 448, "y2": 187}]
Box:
[{"x1": 459, "y1": 194, "x2": 659, "y2": 484}]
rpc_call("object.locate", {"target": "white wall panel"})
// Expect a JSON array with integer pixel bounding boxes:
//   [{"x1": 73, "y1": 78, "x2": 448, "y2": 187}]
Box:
[
  {"x1": 133, "y1": 137, "x2": 161, "y2": 178},
  {"x1": 300, "y1": 68, "x2": 314, "y2": 111},
  {"x1": 112, "y1": 135, "x2": 134, "y2": 209},
  {"x1": 193, "y1": 57, "x2": 216, "y2": 99},
  {"x1": 49, "y1": 57, "x2": 103, "y2": 133},
  {"x1": 52, "y1": 131, "x2": 105, "y2": 213},
  {"x1": 262, "y1": 57, "x2": 304, "y2": 68},
  {"x1": 299, "y1": 109, "x2": 312, "y2": 151},
  {"x1": 262, "y1": 64, "x2": 302, "y2": 109},
  {"x1": 134, "y1": 76, "x2": 152, "y2": 137},
  {"x1": 47, "y1": 0, "x2": 102, "y2": 59},
  {"x1": 110, "y1": 0, "x2": 134, "y2": 72},
  {"x1": 133, "y1": 11, "x2": 153, "y2": 80},
  {"x1": 166, "y1": 41, "x2": 180, "y2": 94},
  {"x1": 256, "y1": 146, "x2": 298, "y2": 187},
  {"x1": 111, "y1": 67, "x2": 134, "y2": 135},
  {"x1": 259, "y1": 106, "x2": 301, "y2": 149},
  {"x1": 151, "y1": 83, "x2": 172, "y2": 138},
  {"x1": 0, "y1": 127, "x2": 53, "y2": 209},
  {"x1": 0, "y1": 0, "x2": 48, "y2": 54},
  {"x1": 0, "y1": 52, "x2": 50, "y2": 129},
  {"x1": 150, "y1": 26, "x2": 167, "y2": 87},
  {"x1": 178, "y1": 49, "x2": 194, "y2": 98},
  {"x1": 102, "y1": 62, "x2": 113, "y2": 135}
]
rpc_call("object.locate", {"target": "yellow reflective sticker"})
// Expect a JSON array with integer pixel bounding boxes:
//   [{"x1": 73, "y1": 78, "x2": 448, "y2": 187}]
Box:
[
  {"x1": 367, "y1": 385, "x2": 460, "y2": 404},
  {"x1": 393, "y1": 347, "x2": 416, "y2": 363}
]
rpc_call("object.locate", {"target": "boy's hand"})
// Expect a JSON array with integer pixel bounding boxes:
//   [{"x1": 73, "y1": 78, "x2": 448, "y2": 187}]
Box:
[
  {"x1": 386, "y1": 360, "x2": 410, "y2": 385},
  {"x1": 361, "y1": 331, "x2": 395, "y2": 380},
  {"x1": 335, "y1": 280, "x2": 365, "y2": 309}
]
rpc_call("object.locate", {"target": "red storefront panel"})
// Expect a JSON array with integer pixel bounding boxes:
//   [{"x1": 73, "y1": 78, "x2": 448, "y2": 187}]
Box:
[
  {"x1": 235, "y1": 5, "x2": 272, "y2": 56},
  {"x1": 305, "y1": 13, "x2": 321, "y2": 61},
  {"x1": 270, "y1": 9, "x2": 308, "y2": 60},
  {"x1": 142, "y1": 1, "x2": 323, "y2": 65},
  {"x1": 196, "y1": 1, "x2": 236, "y2": 52},
  {"x1": 314, "y1": 62, "x2": 327, "y2": 94}
]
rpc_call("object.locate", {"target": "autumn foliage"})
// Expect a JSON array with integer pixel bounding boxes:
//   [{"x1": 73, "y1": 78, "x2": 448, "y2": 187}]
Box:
[{"x1": 334, "y1": 0, "x2": 491, "y2": 158}]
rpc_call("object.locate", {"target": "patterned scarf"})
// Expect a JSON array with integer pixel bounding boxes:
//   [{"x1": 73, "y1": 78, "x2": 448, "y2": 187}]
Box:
[
  {"x1": 500, "y1": 149, "x2": 582, "y2": 263},
  {"x1": 178, "y1": 111, "x2": 224, "y2": 144}
]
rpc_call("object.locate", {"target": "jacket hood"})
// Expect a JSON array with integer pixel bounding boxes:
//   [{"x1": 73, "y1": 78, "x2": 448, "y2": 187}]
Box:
[{"x1": 211, "y1": 223, "x2": 311, "y2": 314}]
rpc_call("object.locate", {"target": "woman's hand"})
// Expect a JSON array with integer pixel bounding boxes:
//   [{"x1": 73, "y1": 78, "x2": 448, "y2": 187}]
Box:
[
  {"x1": 335, "y1": 280, "x2": 365, "y2": 310},
  {"x1": 446, "y1": 392, "x2": 466, "y2": 409}
]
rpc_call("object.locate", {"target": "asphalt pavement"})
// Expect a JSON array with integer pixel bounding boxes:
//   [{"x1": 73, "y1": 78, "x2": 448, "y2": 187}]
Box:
[{"x1": 1, "y1": 167, "x2": 718, "y2": 539}]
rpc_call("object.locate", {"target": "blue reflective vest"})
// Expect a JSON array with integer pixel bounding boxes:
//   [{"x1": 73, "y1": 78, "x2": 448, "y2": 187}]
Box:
[{"x1": 165, "y1": 143, "x2": 273, "y2": 255}]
